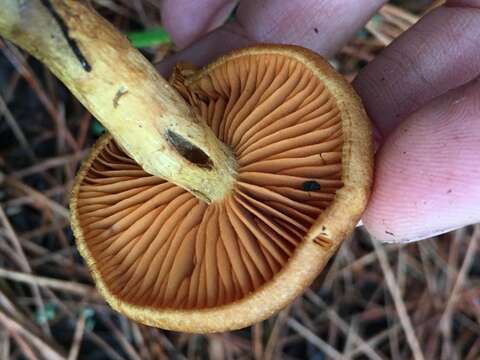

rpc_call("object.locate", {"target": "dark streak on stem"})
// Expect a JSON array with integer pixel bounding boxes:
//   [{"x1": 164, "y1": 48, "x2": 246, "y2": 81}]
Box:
[
  {"x1": 165, "y1": 129, "x2": 213, "y2": 170},
  {"x1": 39, "y1": 0, "x2": 92, "y2": 72}
]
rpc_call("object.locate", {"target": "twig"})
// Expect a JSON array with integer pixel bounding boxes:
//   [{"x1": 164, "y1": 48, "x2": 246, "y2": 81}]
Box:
[
  {"x1": 0, "y1": 326, "x2": 10, "y2": 360},
  {"x1": 0, "y1": 311, "x2": 65, "y2": 360},
  {"x1": 286, "y1": 317, "x2": 342, "y2": 359},
  {"x1": 0, "y1": 93, "x2": 36, "y2": 161},
  {"x1": 10, "y1": 333, "x2": 39, "y2": 360},
  {"x1": 9, "y1": 151, "x2": 88, "y2": 179},
  {"x1": 0, "y1": 205, "x2": 51, "y2": 337},
  {"x1": 0, "y1": 268, "x2": 98, "y2": 298},
  {"x1": 304, "y1": 290, "x2": 383, "y2": 360},
  {"x1": 365, "y1": 21, "x2": 393, "y2": 46},
  {"x1": 264, "y1": 307, "x2": 291, "y2": 360},
  {"x1": 440, "y1": 226, "x2": 479, "y2": 344},
  {"x1": 97, "y1": 313, "x2": 143, "y2": 360},
  {"x1": 252, "y1": 322, "x2": 263, "y2": 360},
  {"x1": 4, "y1": 185, "x2": 69, "y2": 210},
  {"x1": 0, "y1": 40, "x2": 79, "y2": 152},
  {"x1": 130, "y1": 323, "x2": 151, "y2": 360},
  {"x1": 373, "y1": 239, "x2": 425, "y2": 360},
  {"x1": 67, "y1": 313, "x2": 86, "y2": 360},
  {"x1": 381, "y1": 4, "x2": 421, "y2": 24},
  {"x1": 5, "y1": 178, "x2": 70, "y2": 219}
]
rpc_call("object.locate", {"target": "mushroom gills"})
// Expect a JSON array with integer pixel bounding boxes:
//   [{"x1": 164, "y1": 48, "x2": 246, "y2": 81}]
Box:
[{"x1": 76, "y1": 51, "x2": 343, "y2": 309}]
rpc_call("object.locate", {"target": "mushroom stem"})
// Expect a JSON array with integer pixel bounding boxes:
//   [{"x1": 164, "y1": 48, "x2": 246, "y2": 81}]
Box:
[{"x1": 0, "y1": 0, "x2": 237, "y2": 203}]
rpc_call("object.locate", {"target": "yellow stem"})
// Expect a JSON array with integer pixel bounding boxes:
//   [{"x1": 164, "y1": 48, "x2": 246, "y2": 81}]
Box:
[{"x1": 0, "y1": 0, "x2": 237, "y2": 203}]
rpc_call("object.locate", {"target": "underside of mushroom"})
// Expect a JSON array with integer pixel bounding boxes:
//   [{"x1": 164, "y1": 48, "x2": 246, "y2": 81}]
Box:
[{"x1": 74, "y1": 48, "x2": 344, "y2": 310}]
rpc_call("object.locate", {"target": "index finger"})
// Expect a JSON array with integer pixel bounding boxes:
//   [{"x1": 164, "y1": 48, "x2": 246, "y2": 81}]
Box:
[
  {"x1": 353, "y1": 1, "x2": 480, "y2": 140},
  {"x1": 158, "y1": 0, "x2": 387, "y2": 75}
]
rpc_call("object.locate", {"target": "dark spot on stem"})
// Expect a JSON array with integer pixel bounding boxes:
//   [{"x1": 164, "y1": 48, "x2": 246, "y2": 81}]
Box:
[
  {"x1": 302, "y1": 180, "x2": 321, "y2": 192},
  {"x1": 385, "y1": 231, "x2": 395, "y2": 236},
  {"x1": 188, "y1": 188, "x2": 211, "y2": 204},
  {"x1": 314, "y1": 28, "x2": 319, "y2": 33},
  {"x1": 113, "y1": 86, "x2": 128, "y2": 108},
  {"x1": 40, "y1": 0, "x2": 92, "y2": 72},
  {"x1": 165, "y1": 129, "x2": 213, "y2": 169}
]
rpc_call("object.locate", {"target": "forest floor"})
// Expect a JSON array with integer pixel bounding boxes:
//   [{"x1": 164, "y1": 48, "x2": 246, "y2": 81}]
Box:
[{"x1": 1, "y1": 0, "x2": 479, "y2": 359}]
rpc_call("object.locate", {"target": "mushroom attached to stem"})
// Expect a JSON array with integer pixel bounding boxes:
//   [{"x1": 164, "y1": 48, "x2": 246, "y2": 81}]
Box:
[
  {"x1": 1, "y1": 0, "x2": 374, "y2": 333},
  {"x1": 71, "y1": 46, "x2": 373, "y2": 332}
]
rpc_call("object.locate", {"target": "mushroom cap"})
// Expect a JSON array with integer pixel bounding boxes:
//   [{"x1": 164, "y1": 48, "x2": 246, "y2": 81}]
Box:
[{"x1": 70, "y1": 45, "x2": 373, "y2": 333}]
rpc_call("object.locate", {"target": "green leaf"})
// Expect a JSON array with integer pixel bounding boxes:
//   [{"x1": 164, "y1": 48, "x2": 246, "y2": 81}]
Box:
[
  {"x1": 127, "y1": 27, "x2": 171, "y2": 48},
  {"x1": 36, "y1": 303, "x2": 57, "y2": 324},
  {"x1": 91, "y1": 119, "x2": 105, "y2": 137},
  {"x1": 82, "y1": 307, "x2": 96, "y2": 331}
]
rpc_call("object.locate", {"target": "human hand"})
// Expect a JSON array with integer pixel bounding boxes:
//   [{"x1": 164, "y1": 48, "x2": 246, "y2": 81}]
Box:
[{"x1": 158, "y1": 0, "x2": 480, "y2": 243}]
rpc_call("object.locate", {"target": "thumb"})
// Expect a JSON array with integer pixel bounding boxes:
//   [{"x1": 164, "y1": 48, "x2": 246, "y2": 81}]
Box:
[{"x1": 363, "y1": 76, "x2": 480, "y2": 243}]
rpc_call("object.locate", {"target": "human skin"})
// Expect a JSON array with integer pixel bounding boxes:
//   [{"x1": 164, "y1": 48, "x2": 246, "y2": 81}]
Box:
[{"x1": 157, "y1": 0, "x2": 480, "y2": 243}]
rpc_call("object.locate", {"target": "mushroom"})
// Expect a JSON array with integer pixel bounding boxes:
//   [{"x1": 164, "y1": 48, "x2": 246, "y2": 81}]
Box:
[{"x1": 1, "y1": 1, "x2": 373, "y2": 332}]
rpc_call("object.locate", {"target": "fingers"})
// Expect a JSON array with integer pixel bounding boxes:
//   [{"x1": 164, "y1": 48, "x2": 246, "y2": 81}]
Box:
[
  {"x1": 354, "y1": 1, "x2": 480, "y2": 140},
  {"x1": 157, "y1": 22, "x2": 252, "y2": 77},
  {"x1": 235, "y1": 0, "x2": 386, "y2": 56},
  {"x1": 363, "y1": 76, "x2": 480, "y2": 243},
  {"x1": 161, "y1": 0, "x2": 238, "y2": 49},
  {"x1": 158, "y1": 0, "x2": 386, "y2": 75}
]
